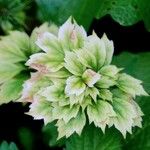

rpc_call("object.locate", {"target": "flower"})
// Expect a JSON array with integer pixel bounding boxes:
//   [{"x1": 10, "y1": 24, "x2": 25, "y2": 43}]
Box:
[
  {"x1": 0, "y1": 23, "x2": 58, "y2": 105},
  {"x1": 21, "y1": 18, "x2": 148, "y2": 139}
]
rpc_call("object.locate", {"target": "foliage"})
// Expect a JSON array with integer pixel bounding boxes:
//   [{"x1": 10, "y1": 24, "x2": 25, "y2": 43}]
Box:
[
  {"x1": 66, "y1": 124, "x2": 122, "y2": 150},
  {"x1": 36, "y1": 0, "x2": 150, "y2": 31},
  {"x1": 0, "y1": 141, "x2": 18, "y2": 150},
  {"x1": 0, "y1": 0, "x2": 28, "y2": 33}
]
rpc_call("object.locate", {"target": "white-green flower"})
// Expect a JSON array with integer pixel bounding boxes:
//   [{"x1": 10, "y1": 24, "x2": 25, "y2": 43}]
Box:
[
  {"x1": 21, "y1": 18, "x2": 148, "y2": 139},
  {"x1": 0, "y1": 23, "x2": 58, "y2": 105}
]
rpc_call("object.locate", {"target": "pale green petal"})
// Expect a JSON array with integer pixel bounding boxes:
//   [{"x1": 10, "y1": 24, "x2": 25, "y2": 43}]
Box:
[
  {"x1": 96, "y1": 76, "x2": 116, "y2": 88},
  {"x1": 87, "y1": 100, "x2": 116, "y2": 133},
  {"x1": 80, "y1": 96, "x2": 92, "y2": 111},
  {"x1": 27, "y1": 95, "x2": 54, "y2": 125},
  {"x1": 101, "y1": 33, "x2": 114, "y2": 65},
  {"x1": 58, "y1": 17, "x2": 87, "y2": 50},
  {"x1": 99, "y1": 89, "x2": 113, "y2": 101},
  {"x1": 0, "y1": 62, "x2": 25, "y2": 84},
  {"x1": 52, "y1": 105, "x2": 80, "y2": 123},
  {"x1": 19, "y1": 73, "x2": 52, "y2": 102},
  {"x1": 36, "y1": 32, "x2": 62, "y2": 53},
  {"x1": 65, "y1": 76, "x2": 86, "y2": 96},
  {"x1": 85, "y1": 87, "x2": 99, "y2": 102},
  {"x1": 69, "y1": 93, "x2": 84, "y2": 106},
  {"x1": 45, "y1": 68, "x2": 71, "y2": 78},
  {"x1": 99, "y1": 65, "x2": 122, "y2": 78},
  {"x1": 64, "y1": 51, "x2": 85, "y2": 76},
  {"x1": 30, "y1": 23, "x2": 59, "y2": 53},
  {"x1": 109, "y1": 97, "x2": 137, "y2": 138},
  {"x1": 77, "y1": 33, "x2": 106, "y2": 71},
  {"x1": 82, "y1": 69, "x2": 101, "y2": 87},
  {"x1": 117, "y1": 73, "x2": 148, "y2": 97},
  {"x1": 26, "y1": 53, "x2": 64, "y2": 72},
  {"x1": 56, "y1": 111, "x2": 86, "y2": 139},
  {"x1": 41, "y1": 82, "x2": 65, "y2": 102}
]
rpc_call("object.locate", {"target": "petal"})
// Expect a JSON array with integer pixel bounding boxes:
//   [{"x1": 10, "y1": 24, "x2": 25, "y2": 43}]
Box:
[
  {"x1": 36, "y1": 32, "x2": 62, "y2": 54},
  {"x1": 65, "y1": 76, "x2": 86, "y2": 96},
  {"x1": 82, "y1": 69, "x2": 101, "y2": 87},
  {"x1": 27, "y1": 95, "x2": 54, "y2": 125},
  {"x1": 26, "y1": 53, "x2": 64, "y2": 72},
  {"x1": 99, "y1": 89, "x2": 113, "y2": 102},
  {"x1": 41, "y1": 82, "x2": 65, "y2": 102},
  {"x1": 96, "y1": 76, "x2": 116, "y2": 88},
  {"x1": 101, "y1": 33, "x2": 114, "y2": 65},
  {"x1": 85, "y1": 87, "x2": 99, "y2": 102},
  {"x1": 20, "y1": 73, "x2": 52, "y2": 102},
  {"x1": 56, "y1": 111, "x2": 86, "y2": 139},
  {"x1": 109, "y1": 97, "x2": 137, "y2": 138},
  {"x1": 117, "y1": 73, "x2": 148, "y2": 97},
  {"x1": 99, "y1": 65, "x2": 122, "y2": 78},
  {"x1": 53, "y1": 104, "x2": 80, "y2": 123},
  {"x1": 64, "y1": 51, "x2": 85, "y2": 76},
  {"x1": 81, "y1": 33, "x2": 106, "y2": 70},
  {"x1": 58, "y1": 17, "x2": 87, "y2": 50},
  {"x1": 87, "y1": 100, "x2": 116, "y2": 133}
]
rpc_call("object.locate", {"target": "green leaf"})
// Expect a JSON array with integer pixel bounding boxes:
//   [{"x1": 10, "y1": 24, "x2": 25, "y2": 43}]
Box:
[
  {"x1": 113, "y1": 52, "x2": 150, "y2": 149},
  {"x1": 36, "y1": 0, "x2": 100, "y2": 30},
  {"x1": 96, "y1": 0, "x2": 150, "y2": 31},
  {"x1": 66, "y1": 124, "x2": 121, "y2": 150},
  {"x1": 36, "y1": 0, "x2": 150, "y2": 31},
  {"x1": 42, "y1": 122, "x2": 66, "y2": 147},
  {"x1": 0, "y1": 141, "x2": 18, "y2": 150},
  {"x1": 0, "y1": 75, "x2": 28, "y2": 105}
]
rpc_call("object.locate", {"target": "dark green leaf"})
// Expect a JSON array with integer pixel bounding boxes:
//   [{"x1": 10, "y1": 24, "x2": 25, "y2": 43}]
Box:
[
  {"x1": 36, "y1": 0, "x2": 100, "y2": 30},
  {"x1": 36, "y1": 0, "x2": 150, "y2": 31},
  {"x1": 42, "y1": 122, "x2": 66, "y2": 147},
  {"x1": 0, "y1": 141, "x2": 18, "y2": 150},
  {"x1": 66, "y1": 124, "x2": 122, "y2": 150}
]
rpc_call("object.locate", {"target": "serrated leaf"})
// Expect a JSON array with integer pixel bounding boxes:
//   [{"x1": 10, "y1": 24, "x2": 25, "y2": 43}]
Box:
[{"x1": 66, "y1": 124, "x2": 121, "y2": 150}]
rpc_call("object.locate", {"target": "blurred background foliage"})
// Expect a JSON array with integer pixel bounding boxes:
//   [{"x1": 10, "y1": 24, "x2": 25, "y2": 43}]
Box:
[{"x1": 0, "y1": 0, "x2": 150, "y2": 150}]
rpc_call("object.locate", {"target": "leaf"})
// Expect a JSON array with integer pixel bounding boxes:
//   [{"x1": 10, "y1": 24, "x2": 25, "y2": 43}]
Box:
[
  {"x1": 36, "y1": 0, "x2": 100, "y2": 30},
  {"x1": 96, "y1": 0, "x2": 150, "y2": 31},
  {"x1": 112, "y1": 52, "x2": 150, "y2": 149},
  {"x1": 0, "y1": 141, "x2": 18, "y2": 150},
  {"x1": 0, "y1": 75, "x2": 28, "y2": 105},
  {"x1": 66, "y1": 124, "x2": 121, "y2": 150},
  {"x1": 42, "y1": 122, "x2": 66, "y2": 147},
  {"x1": 36, "y1": 0, "x2": 150, "y2": 31}
]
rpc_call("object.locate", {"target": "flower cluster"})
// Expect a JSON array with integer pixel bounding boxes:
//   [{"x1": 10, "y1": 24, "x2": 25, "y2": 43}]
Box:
[
  {"x1": 20, "y1": 18, "x2": 148, "y2": 139},
  {"x1": 0, "y1": 23, "x2": 58, "y2": 104}
]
